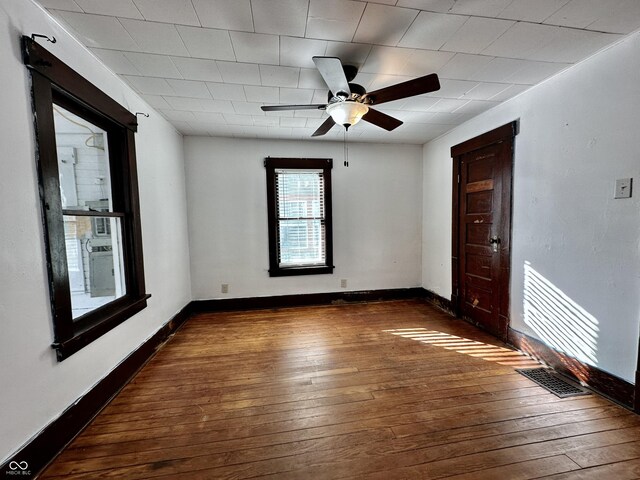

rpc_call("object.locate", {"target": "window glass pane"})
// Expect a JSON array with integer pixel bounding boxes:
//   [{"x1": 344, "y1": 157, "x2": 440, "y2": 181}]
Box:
[
  {"x1": 276, "y1": 171, "x2": 324, "y2": 219},
  {"x1": 53, "y1": 105, "x2": 112, "y2": 211},
  {"x1": 279, "y1": 219, "x2": 325, "y2": 266},
  {"x1": 63, "y1": 215, "x2": 126, "y2": 319}
]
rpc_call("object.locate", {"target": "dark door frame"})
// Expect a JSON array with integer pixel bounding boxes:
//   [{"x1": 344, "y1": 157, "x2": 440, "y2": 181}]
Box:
[
  {"x1": 451, "y1": 120, "x2": 518, "y2": 341},
  {"x1": 636, "y1": 341, "x2": 640, "y2": 412}
]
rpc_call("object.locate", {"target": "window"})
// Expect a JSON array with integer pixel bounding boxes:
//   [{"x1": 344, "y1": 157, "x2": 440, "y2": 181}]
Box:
[
  {"x1": 23, "y1": 36, "x2": 149, "y2": 360},
  {"x1": 265, "y1": 158, "x2": 334, "y2": 277}
]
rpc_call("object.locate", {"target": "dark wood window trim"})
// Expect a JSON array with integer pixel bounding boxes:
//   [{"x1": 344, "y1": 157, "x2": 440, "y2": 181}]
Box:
[
  {"x1": 23, "y1": 36, "x2": 149, "y2": 360},
  {"x1": 265, "y1": 157, "x2": 334, "y2": 277}
]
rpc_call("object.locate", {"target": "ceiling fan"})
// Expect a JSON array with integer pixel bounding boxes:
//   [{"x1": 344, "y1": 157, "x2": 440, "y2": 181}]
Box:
[{"x1": 261, "y1": 56, "x2": 440, "y2": 137}]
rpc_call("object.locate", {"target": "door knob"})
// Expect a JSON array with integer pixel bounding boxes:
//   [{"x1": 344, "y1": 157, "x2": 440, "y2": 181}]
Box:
[{"x1": 489, "y1": 235, "x2": 501, "y2": 252}]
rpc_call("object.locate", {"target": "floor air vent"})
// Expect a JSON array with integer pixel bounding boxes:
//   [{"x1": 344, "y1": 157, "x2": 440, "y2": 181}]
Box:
[{"x1": 516, "y1": 368, "x2": 590, "y2": 398}]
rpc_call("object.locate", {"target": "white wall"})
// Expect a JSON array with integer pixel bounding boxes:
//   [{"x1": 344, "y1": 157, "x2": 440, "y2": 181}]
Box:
[
  {"x1": 185, "y1": 137, "x2": 422, "y2": 299},
  {"x1": 0, "y1": 0, "x2": 192, "y2": 463},
  {"x1": 422, "y1": 32, "x2": 640, "y2": 383}
]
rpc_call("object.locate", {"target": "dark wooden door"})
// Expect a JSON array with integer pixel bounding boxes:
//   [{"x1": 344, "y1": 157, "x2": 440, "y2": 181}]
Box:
[{"x1": 452, "y1": 122, "x2": 516, "y2": 340}]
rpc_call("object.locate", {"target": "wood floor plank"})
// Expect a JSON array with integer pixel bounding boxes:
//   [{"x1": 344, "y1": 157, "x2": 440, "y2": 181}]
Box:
[
  {"x1": 534, "y1": 458, "x2": 640, "y2": 479},
  {"x1": 429, "y1": 455, "x2": 582, "y2": 480},
  {"x1": 249, "y1": 426, "x2": 640, "y2": 480},
  {"x1": 39, "y1": 300, "x2": 635, "y2": 480},
  {"x1": 566, "y1": 440, "x2": 640, "y2": 468}
]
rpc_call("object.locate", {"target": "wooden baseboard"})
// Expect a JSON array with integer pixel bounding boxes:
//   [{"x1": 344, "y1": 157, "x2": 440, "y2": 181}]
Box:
[
  {"x1": 421, "y1": 288, "x2": 454, "y2": 315},
  {"x1": 0, "y1": 303, "x2": 192, "y2": 478},
  {"x1": 508, "y1": 327, "x2": 635, "y2": 411},
  {"x1": 190, "y1": 287, "x2": 427, "y2": 313}
]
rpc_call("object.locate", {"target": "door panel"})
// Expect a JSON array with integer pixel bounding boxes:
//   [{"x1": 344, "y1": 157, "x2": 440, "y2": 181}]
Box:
[
  {"x1": 457, "y1": 139, "x2": 512, "y2": 338},
  {"x1": 466, "y1": 191, "x2": 493, "y2": 214},
  {"x1": 466, "y1": 223, "x2": 491, "y2": 245},
  {"x1": 467, "y1": 158, "x2": 495, "y2": 183},
  {"x1": 466, "y1": 253, "x2": 491, "y2": 279}
]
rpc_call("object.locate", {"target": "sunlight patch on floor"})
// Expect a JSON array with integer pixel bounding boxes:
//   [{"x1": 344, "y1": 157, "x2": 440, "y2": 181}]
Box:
[{"x1": 382, "y1": 328, "x2": 540, "y2": 368}]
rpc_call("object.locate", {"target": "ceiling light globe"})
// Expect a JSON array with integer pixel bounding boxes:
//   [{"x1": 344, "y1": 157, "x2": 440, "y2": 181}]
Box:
[{"x1": 326, "y1": 101, "x2": 369, "y2": 129}]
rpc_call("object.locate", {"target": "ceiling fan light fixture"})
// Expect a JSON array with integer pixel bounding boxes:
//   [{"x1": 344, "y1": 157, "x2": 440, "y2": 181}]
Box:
[{"x1": 326, "y1": 101, "x2": 369, "y2": 129}]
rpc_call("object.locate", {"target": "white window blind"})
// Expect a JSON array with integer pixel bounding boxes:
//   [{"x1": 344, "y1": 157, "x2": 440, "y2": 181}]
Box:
[{"x1": 275, "y1": 169, "x2": 325, "y2": 267}]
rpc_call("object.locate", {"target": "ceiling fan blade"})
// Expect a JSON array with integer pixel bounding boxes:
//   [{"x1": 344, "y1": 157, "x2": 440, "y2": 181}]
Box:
[
  {"x1": 261, "y1": 104, "x2": 326, "y2": 112},
  {"x1": 313, "y1": 56, "x2": 351, "y2": 97},
  {"x1": 311, "y1": 116, "x2": 335, "y2": 137},
  {"x1": 362, "y1": 108, "x2": 403, "y2": 131},
  {"x1": 364, "y1": 73, "x2": 440, "y2": 105}
]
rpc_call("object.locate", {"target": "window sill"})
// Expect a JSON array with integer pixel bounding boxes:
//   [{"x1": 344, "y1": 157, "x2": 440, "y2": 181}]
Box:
[
  {"x1": 269, "y1": 265, "x2": 335, "y2": 277},
  {"x1": 52, "y1": 294, "x2": 150, "y2": 361}
]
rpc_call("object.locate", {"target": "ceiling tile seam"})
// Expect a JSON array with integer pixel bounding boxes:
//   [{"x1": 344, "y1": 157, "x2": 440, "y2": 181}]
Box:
[
  {"x1": 479, "y1": 19, "x2": 524, "y2": 58},
  {"x1": 583, "y1": 13, "x2": 640, "y2": 35},
  {"x1": 113, "y1": 51, "x2": 143, "y2": 76},
  {"x1": 166, "y1": 56, "x2": 185, "y2": 81},
  {"x1": 87, "y1": 43, "x2": 503, "y2": 69},
  {"x1": 393, "y1": 4, "x2": 420, "y2": 47},
  {"x1": 433, "y1": 49, "x2": 571, "y2": 67},
  {"x1": 354, "y1": 43, "x2": 374, "y2": 74},
  {"x1": 538, "y1": 0, "x2": 582, "y2": 28},
  {"x1": 479, "y1": 24, "x2": 621, "y2": 62},
  {"x1": 436, "y1": 14, "x2": 472, "y2": 51},
  {"x1": 113, "y1": 16, "x2": 142, "y2": 52},
  {"x1": 187, "y1": 0, "x2": 203, "y2": 28},
  {"x1": 348, "y1": 1, "x2": 370, "y2": 44},
  {"x1": 316, "y1": 29, "x2": 603, "y2": 61},
  {"x1": 129, "y1": 0, "x2": 145, "y2": 22},
  {"x1": 116, "y1": 64, "x2": 554, "y2": 89},
  {"x1": 486, "y1": 84, "x2": 527, "y2": 102},
  {"x1": 279, "y1": 36, "x2": 288, "y2": 72},
  {"x1": 225, "y1": 29, "x2": 240, "y2": 63},
  {"x1": 147, "y1": 81, "x2": 511, "y2": 104},
  {"x1": 386, "y1": 9, "x2": 629, "y2": 36},
  {"x1": 230, "y1": 31, "x2": 281, "y2": 67},
  {"x1": 394, "y1": 6, "x2": 423, "y2": 47},
  {"x1": 491, "y1": 0, "x2": 517, "y2": 19},
  {"x1": 49, "y1": 7, "x2": 628, "y2": 39},
  {"x1": 249, "y1": 0, "x2": 257, "y2": 34},
  {"x1": 302, "y1": 0, "x2": 311, "y2": 39},
  {"x1": 294, "y1": 67, "x2": 302, "y2": 87},
  {"x1": 172, "y1": 23, "x2": 192, "y2": 61},
  {"x1": 69, "y1": 19, "x2": 622, "y2": 63},
  {"x1": 59, "y1": 10, "x2": 207, "y2": 30},
  {"x1": 45, "y1": 6, "x2": 82, "y2": 15},
  {"x1": 531, "y1": 21, "x2": 626, "y2": 36}
]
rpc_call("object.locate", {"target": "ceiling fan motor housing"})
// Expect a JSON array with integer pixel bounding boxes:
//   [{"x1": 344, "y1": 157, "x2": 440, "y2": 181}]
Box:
[{"x1": 327, "y1": 83, "x2": 367, "y2": 102}]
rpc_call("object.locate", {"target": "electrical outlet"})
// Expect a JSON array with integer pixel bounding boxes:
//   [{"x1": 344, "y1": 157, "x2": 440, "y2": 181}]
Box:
[
  {"x1": 340, "y1": 279, "x2": 347, "y2": 288},
  {"x1": 221, "y1": 283, "x2": 229, "y2": 294}
]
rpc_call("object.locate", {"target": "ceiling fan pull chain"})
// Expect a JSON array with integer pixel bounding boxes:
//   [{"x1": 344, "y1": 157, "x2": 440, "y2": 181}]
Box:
[{"x1": 343, "y1": 129, "x2": 349, "y2": 167}]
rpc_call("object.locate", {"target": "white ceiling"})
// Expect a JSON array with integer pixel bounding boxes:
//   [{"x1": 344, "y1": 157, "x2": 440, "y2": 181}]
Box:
[{"x1": 37, "y1": 0, "x2": 640, "y2": 144}]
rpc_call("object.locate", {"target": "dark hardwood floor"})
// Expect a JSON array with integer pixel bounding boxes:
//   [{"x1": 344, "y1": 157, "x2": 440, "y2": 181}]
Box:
[{"x1": 40, "y1": 300, "x2": 640, "y2": 479}]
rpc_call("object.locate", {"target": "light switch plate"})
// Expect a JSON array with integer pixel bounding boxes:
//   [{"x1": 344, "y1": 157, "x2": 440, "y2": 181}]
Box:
[{"x1": 614, "y1": 178, "x2": 632, "y2": 199}]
